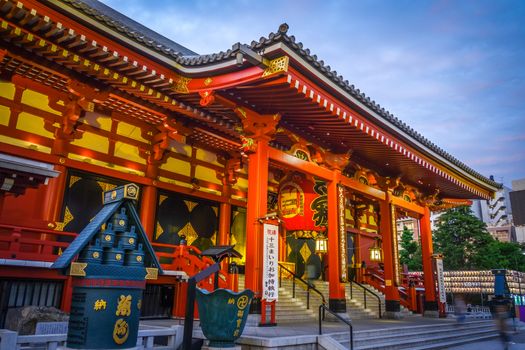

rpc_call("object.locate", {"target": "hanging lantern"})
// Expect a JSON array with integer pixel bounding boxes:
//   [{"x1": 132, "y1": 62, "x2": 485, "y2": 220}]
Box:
[
  {"x1": 369, "y1": 238, "x2": 383, "y2": 262},
  {"x1": 315, "y1": 233, "x2": 328, "y2": 255}
]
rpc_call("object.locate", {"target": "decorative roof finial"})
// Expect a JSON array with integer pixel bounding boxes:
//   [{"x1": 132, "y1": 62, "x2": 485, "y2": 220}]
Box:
[{"x1": 278, "y1": 23, "x2": 289, "y2": 34}]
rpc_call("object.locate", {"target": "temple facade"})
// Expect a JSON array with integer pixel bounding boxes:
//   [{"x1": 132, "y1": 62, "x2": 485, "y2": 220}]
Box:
[{"x1": 0, "y1": 0, "x2": 500, "y2": 324}]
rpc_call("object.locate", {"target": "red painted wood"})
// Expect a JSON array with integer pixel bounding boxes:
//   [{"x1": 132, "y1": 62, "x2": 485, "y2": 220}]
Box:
[
  {"x1": 244, "y1": 139, "x2": 269, "y2": 297},
  {"x1": 379, "y1": 192, "x2": 400, "y2": 302},
  {"x1": 139, "y1": 185, "x2": 157, "y2": 240},
  {"x1": 327, "y1": 171, "x2": 345, "y2": 301},
  {"x1": 420, "y1": 206, "x2": 437, "y2": 303}
]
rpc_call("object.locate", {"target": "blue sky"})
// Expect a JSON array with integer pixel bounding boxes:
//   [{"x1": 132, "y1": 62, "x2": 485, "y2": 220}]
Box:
[{"x1": 102, "y1": 0, "x2": 525, "y2": 187}]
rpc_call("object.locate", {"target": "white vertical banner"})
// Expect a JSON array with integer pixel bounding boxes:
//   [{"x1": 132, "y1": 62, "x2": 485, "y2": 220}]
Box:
[
  {"x1": 262, "y1": 223, "x2": 279, "y2": 301},
  {"x1": 435, "y1": 258, "x2": 446, "y2": 303}
]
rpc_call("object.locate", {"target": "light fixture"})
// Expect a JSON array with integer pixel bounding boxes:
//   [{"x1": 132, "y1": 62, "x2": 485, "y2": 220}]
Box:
[
  {"x1": 369, "y1": 237, "x2": 383, "y2": 262},
  {"x1": 315, "y1": 232, "x2": 328, "y2": 255}
]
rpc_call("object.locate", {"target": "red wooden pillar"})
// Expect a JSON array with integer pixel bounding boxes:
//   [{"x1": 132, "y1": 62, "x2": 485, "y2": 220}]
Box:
[
  {"x1": 244, "y1": 138, "x2": 269, "y2": 314},
  {"x1": 327, "y1": 171, "x2": 346, "y2": 312},
  {"x1": 218, "y1": 184, "x2": 231, "y2": 246},
  {"x1": 61, "y1": 276, "x2": 73, "y2": 313},
  {"x1": 41, "y1": 164, "x2": 67, "y2": 225},
  {"x1": 139, "y1": 185, "x2": 157, "y2": 241},
  {"x1": 420, "y1": 206, "x2": 438, "y2": 316},
  {"x1": 379, "y1": 191, "x2": 401, "y2": 317}
]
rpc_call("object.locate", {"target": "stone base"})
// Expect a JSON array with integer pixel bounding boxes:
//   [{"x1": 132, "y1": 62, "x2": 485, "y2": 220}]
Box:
[
  {"x1": 384, "y1": 311, "x2": 405, "y2": 319},
  {"x1": 244, "y1": 314, "x2": 261, "y2": 327},
  {"x1": 423, "y1": 310, "x2": 440, "y2": 318},
  {"x1": 202, "y1": 346, "x2": 241, "y2": 350},
  {"x1": 328, "y1": 298, "x2": 347, "y2": 313}
]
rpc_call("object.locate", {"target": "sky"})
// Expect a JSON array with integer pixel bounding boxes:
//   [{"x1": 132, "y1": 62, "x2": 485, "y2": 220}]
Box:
[{"x1": 101, "y1": 0, "x2": 525, "y2": 187}]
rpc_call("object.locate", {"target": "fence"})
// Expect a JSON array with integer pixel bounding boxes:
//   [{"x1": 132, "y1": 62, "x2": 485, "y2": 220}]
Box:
[{"x1": 0, "y1": 325, "x2": 183, "y2": 350}]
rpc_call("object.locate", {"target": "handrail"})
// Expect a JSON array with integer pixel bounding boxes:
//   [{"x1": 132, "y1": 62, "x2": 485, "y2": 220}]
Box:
[
  {"x1": 278, "y1": 263, "x2": 326, "y2": 309},
  {"x1": 350, "y1": 280, "x2": 382, "y2": 318},
  {"x1": 318, "y1": 304, "x2": 353, "y2": 350}
]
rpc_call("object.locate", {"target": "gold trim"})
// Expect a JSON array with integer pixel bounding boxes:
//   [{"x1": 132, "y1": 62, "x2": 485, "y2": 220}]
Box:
[
  {"x1": 145, "y1": 267, "x2": 159, "y2": 280},
  {"x1": 262, "y1": 56, "x2": 289, "y2": 78},
  {"x1": 204, "y1": 77, "x2": 213, "y2": 86},
  {"x1": 173, "y1": 76, "x2": 191, "y2": 93},
  {"x1": 69, "y1": 262, "x2": 87, "y2": 276}
]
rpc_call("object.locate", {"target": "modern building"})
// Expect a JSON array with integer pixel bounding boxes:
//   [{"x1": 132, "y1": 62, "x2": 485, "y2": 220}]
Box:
[
  {"x1": 471, "y1": 182, "x2": 514, "y2": 242},
  {"x1": 510, "y1": 178, "x2": 525, "y2": 242},
  {"x1": 0, "y1": 0, "x2": 499, "y2": 325}
]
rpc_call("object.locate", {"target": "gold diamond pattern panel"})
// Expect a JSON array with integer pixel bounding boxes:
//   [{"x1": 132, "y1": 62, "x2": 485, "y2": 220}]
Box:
[{"x1": 299, "y1": 242, "x2": 311, "y2": 263}]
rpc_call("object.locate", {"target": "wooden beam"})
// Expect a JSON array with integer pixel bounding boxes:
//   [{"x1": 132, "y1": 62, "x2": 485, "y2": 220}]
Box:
[
  {"x1": 268, "y1": 147, "x2": 386, "y2": 200},
  {"x1": 391, "y1": 195, "x2": 425, "y2": 216},
  {"x1": 339, "y1": 175, "x2": 386, "y2": 201},
  {"x1": 268, "y1": 147, "x2": 332, "y2": 180}
]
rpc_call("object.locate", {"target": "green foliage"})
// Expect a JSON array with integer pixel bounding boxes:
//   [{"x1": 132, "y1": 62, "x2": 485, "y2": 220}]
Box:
[
  {"x1": 475, "y1": 240, "x2": 525, "y2": 271},
  {"x1": 399, "y1": 225, "x2": 422, "y2": 271},
  {"x1": 433, "y1": 205, "x2": 525, "y2": 271}
]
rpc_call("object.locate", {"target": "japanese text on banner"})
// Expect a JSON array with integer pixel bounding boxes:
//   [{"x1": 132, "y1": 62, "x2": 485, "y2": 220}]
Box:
[{"x1": 263, "y1": 223, "x2": 279, "y2": 301}]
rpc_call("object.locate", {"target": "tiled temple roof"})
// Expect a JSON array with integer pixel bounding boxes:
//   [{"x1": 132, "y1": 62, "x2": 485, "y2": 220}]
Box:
[
  {"x1": 61, "y1": 0, "x2": 198, "y2": 57},
  {"x1": 57, "y1": 1, "x2": 501, "y2": 190}
]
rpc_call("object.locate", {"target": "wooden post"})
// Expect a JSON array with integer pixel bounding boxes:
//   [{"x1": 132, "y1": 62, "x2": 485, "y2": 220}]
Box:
[
  {"x1": 244, "y1": 138, "x2": 269, "y2": 314},
  {"x1": 41, "y1": 164, "x2": 67, "y2": 225},
  {"x1": 139, "y1": 185, "x2": 157, "y2": 241},
  {"x1": 327, "y1": 170, "x2": 346, "y2": 312},
  {"x1": 420, "y1": 206, "x2": 438, "y2": 316},
  {"x1": 379, "y1": 191, "x2": 401, "y2": 317}
]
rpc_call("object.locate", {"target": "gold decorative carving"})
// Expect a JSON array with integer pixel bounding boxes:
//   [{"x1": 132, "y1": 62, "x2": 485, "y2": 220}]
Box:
[
  {"x1": 173, "y1": 76, "x2": 191, "y2": 93},
  {"x1": 204, "y1": 77, "x2": 213, "y2": 86},
  {"x1": 262, "y1": 56, "x2": 289, "y2": 77},
  {"x1": 69, "y1": 262, "x2": 87, "y2": 276},
  {"x1": 145, "y1": 267, "x2": 159, "y2": 280},
  {"x1": 53, "y1": 206, "x2": 73, "y2": 231}
]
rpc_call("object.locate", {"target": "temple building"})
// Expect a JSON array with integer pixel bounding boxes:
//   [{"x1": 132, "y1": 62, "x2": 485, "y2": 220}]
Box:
[{"x1": 0, "y1": 0, "x2": 500, "y2": 325}]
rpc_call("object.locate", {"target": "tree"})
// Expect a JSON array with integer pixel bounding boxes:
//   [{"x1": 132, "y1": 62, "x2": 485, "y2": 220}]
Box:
[
  {"x1": 433, "y1": 206, "x2": 493, "y2": 270},
  {"x1": 475, "y1": 240, "x2": 525, "y2": 271},
  {"x1": 399, "y1": 225, "x2": 422, "y2": 270}
]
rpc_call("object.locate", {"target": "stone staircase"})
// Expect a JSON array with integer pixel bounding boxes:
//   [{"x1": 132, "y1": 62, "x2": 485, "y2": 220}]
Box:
[
  {"x1": 327, "y1": 319, "x2": 498, "y2": 349},
  {"x1": 238, "y1": 275, "x2": 317, "y2": 323},
  {"x1": 238, "y1": 274, "x2": 413, "y2": 322},
  {"x1": 305, "y1": 280, "x2": 412, "y2": 319}
]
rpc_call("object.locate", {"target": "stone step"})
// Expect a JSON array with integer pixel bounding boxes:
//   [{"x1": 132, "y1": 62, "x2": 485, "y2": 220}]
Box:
[
  {"x1": 327, "y1": 320, "x2": 498, "y2": 350},
  {"x1": 353, "y1": 327, "x2": 498, "y2": 350}
]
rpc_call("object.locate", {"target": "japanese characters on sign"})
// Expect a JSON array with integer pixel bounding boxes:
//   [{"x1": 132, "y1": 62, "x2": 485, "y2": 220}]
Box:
[
  {"x1": 262, "y1": 223, "x2": 279, "y2": 301},
  {"x1": 338, "y1": 185, "x2": 347, "y2": 282},
  {"x1": 228, "y1": 295, "x2": 250, "y2": 337},
  {"x1": 435, "y1": 257, "x2": 446, "y2": 303},
  {"x1": 390, "y1": 204, "x2": 401, "y2": 286}
]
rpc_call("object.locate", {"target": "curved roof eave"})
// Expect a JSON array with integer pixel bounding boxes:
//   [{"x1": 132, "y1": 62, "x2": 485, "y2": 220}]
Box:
[{"x1": 49, "y1": 0, "x2": 501, "y2": 193}]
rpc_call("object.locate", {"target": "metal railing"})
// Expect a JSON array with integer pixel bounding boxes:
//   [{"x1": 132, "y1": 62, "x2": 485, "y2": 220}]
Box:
[
  {"x1": 318, "y1": 304, "x2": 353, "y2": 350},
  {"x1": 278, "y1": 263, "x2": 326, "y2": 309},
  {"x1": 350, "y1": 279, "x2": 382, "y2": 318}
]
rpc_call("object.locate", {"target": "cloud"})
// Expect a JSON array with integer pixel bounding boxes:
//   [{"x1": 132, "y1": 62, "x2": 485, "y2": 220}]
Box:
[{"x1": 100, "y1": 0, "x2": 525, "y2": 185}]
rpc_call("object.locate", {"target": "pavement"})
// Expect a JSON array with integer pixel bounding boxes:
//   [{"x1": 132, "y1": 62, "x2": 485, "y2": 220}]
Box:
[
  {"x1": 448, "y1": 319, "x2": 525, "y2": 350},
  {"x1": 144, "y1": 315, "x2": 517, "y2": 348},
  {"x1": 143, "y1": 314, "x2": 462, "y2": 337}
]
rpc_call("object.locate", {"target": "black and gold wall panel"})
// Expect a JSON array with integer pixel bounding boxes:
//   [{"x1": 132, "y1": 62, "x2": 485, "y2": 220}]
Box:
[
  {"x1": 285, "y1": 234, "x2": 322, "y2": 280},
  {"x1": 59, "y1": 171, "x2": 131, "y2": 237},
  {"x1": 154, "y1": 192, "x2": 218, "y2": 252},
  {"x1": 230, "y1": 207, "x2": 246, "y2": 265}
]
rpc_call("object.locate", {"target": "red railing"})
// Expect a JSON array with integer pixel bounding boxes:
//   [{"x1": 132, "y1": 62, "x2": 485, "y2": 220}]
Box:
[
  {"x1": 0, "y1": 224, "x2": 77, "y2": 261},
  {"x1": 364, "y1": 266, "x2": 422, "y2": 312},
  {"x1": 0, "y1": 224, "x2": 231, "y2": 291},
  {"x1": 151, "y1": 242, "x2": 230, "y2": 291}
]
